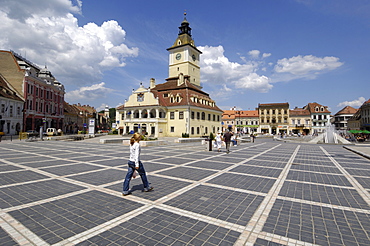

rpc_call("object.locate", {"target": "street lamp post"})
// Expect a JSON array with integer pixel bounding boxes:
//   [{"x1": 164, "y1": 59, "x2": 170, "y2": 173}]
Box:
[{"x1": 237, "y1": 111, "x2": 241, "y2": 133}]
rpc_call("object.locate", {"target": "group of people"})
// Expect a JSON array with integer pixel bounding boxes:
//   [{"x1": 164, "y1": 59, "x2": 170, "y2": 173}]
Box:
[
  {"x1": 215, "y1": 129, "x2": 237, "y2": 153},
  {"x1": 123, "y1": 130, "x2": 256, "y2": 196},
  {"x1": 214, "y1": 129, "x2": 257, "y2": 153}
]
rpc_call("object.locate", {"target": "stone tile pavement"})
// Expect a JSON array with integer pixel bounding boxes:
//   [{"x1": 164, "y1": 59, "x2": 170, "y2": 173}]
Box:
[{"x1": 0, "y1": 139, "x2": 369, "y2": 245}]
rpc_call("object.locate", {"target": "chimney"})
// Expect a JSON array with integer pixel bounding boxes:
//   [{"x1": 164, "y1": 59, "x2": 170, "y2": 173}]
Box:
[
  {"x1": 150, "y1": 78, "x2": 156, "y2": 89},
  {"x1": 177, "y1": 73, "x2": 184, "y2": 86}
]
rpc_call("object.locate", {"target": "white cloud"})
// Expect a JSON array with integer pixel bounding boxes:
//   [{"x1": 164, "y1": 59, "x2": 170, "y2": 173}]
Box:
[
  {"x1": 197, "y1": 46, "x2": 343, "y2": 98},
  {"x1": 0, "y1": 0, "x2": 82, "y2": 21},
  {"x1": 65, "y1": 82, "x2": 114, "y2": 102},
  {"x1": 199, "y1": 45, "x2": 273, "y2": 93},
  {"x1": 248, "y1": 50, "x2": 271, "y2": 59},
  {"x1": 248, "y1": 50, "x2": 260, "y2": 58},
  {"x1": 96, "y1": 103, "x2": 109, "y2": 112},
  {"x1": 337, "y1": 97, "x2": 366, "y2": 108},
  {"x1": 273, "y1": 55, "x2": 343, "y2": 82},
  {"x1": 234, "y1": 73, "x2": 272, "y2": 92},
  {"x1": 0, "y1": 0, "x2": 138, "y2": 86}
]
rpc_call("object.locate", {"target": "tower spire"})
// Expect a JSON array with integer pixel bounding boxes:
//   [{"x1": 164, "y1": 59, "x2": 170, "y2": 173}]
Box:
[{"x1": 178, "y1": 11, "x2": 191, "y2": 36}]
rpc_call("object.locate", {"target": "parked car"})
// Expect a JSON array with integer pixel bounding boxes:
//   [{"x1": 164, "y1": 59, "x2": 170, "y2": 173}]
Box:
[
  {"x1": 26, "y1": 130, "x2": 39, "y2": 138},
  {"x1": 46, "y1": 128, "x2": 57, "y2": 136}
]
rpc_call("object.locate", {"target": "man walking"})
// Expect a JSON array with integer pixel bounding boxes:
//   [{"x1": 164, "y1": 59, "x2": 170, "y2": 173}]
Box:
[{"x1": 223, "y1": 129, "x2": 233, "y2": 154}]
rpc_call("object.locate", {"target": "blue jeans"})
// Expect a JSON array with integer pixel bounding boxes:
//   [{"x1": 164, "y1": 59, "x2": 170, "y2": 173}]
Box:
[{"x1": 123, "y1": 161, "x2": 150, "y2": 194}]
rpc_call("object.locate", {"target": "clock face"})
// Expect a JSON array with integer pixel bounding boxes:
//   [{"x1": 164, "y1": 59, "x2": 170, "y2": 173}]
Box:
[
  {"x1": 192, "y1": 54, "x2": 196, "y2": 61},
  {"x1": 176, "y1": 53, "x2": 181, "y2": 60},
  {"x1": 137, "y1": 93, "x2": 144, "y2": 102}
]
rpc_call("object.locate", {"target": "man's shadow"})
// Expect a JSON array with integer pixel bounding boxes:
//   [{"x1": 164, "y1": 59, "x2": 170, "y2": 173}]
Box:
[
  {"x1": 131, "y1": 183, "x2": 145, "y2": 192},
  {"x1": 130, "y1": 182, "x2": 153, "y2": 192}
]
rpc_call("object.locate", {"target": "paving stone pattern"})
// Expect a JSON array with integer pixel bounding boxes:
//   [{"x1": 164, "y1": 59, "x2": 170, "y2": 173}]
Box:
[{"x1": 0, "y1": 139, "x2": 369, "y2": 245}]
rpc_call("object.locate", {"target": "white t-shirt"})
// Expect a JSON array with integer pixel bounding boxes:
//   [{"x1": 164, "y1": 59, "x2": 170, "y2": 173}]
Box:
[{"x1": 129, "y1": 142, "x2": 140, "y2": 167}]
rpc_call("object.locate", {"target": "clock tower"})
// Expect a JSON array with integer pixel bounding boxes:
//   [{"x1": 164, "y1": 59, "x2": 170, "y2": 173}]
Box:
[{"x1": 167, "y1": 13, "x2": 202, "y2": 87}]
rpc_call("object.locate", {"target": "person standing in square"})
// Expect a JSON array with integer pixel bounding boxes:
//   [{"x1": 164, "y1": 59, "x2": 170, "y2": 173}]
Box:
[
  {"x1": 122, "y1": 133, "x2": 153, "y2": 196},
  {"x1": 223, "y1": 129, "x2": 233, "y2": 154}
]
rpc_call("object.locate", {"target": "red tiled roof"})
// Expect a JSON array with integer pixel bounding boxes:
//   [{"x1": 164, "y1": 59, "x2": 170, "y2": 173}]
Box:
[
  {"x1": 304, "y1": 102, "x2": 331, "y2": 114},
  {"x1": 150, "y1": 78, "x2": 222, "y2": 112},
  {"x1": 289, "y1": 108, "x2": 310, "y2": 116},
  {"x1": 335, "y1": 106, "x2": 358, "y2": 115}
]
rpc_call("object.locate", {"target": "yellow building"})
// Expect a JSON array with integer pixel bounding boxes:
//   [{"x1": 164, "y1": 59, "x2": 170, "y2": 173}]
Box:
[
  {"x1": 116, "y1": 15, "x2": 223, "y2": 137},
  {"x1": 289, "y1": 107, "x2": 311, "y2": 135},
  {"x1": 258, "y1": 103, "x2": 289, "y2": 134}
]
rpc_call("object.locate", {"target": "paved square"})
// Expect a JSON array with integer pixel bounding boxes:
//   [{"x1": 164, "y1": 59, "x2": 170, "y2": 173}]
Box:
[{"x1": 0, "y1": 139, "x2": 369, "y2": 245}]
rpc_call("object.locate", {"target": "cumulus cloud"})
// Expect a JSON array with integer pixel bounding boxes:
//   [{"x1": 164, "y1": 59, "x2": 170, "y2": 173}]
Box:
[
  {"x1": 65, "y1": 82, "x2": 114, "y2": 102},
  {"x1": 248, "y1": 50, "x2": 271, "y2": 59},
  {"x1": 199, "y1": 45, "x2": 272, "y2": 93},
  {"x1": 337, "y1": 97, "x2": 366, "y2": 108},
  {"x1": 0, "y1": 0, "x2": 138, "y2": 85},
  {"x1": 272, "y1": 55, "x2": 343, "y2": 82},
  {"x1": 248, "y1": 50, "x2": 260, "y2": 58},
  {"x1": 96, "y1": 103, "x2": 109, "y2": 112},
  {"x1": 196, "y1": 46, "x2": 343, "y2": 100},
  {"x1": 234, "y1": 73, "x2": 272, "y2": 92}
]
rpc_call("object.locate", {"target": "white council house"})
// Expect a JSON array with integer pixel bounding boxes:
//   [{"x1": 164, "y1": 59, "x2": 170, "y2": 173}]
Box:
[{"x1": 116, "y1": 14, "x2": 223, "y2": 138}]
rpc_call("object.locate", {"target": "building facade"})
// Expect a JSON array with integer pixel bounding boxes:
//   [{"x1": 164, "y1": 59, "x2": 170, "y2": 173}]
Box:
[
  {"x1": 0, "y1": 50, "x2": 65, "y2": 132},
  {"x1": 359, "y1": 99, "x2": 370, "y2": 131},
  {"x1": 236, "y1": 110, "x2": 259, "y2": 134},
  {"x1": 332, "y1": 106, "x2": 358, "y2": 131},
  {"x1": 0, "y1": 74, "x2": 24, "y2": 135},
  {"x1": 222, "y1": 110, "x2": 236, "y2": 132},
  {"x1": 258, "y1": 103, "x2": 290, "y2": 134},
  {"x1": 116, "y1": 15, "x2": 222, "y2": 137},
  {"x1": 289, "y1": 107, "x2": 311, "y2": 135},
  {"x1": 303, "y1": 102, "x2": 331, "y2": 134},
  {"x1": 347, "y1": 109, "x2": 361, "y2": 131}
]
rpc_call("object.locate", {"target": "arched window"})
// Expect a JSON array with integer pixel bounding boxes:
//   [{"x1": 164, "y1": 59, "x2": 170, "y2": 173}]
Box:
[
  {"x1": 133, "y1": 110, "x2": 139, "y2": 118},
  {"x1": 149, "y1": 109, "x2": 156, "y2": 118},
  {"x1": 201, "y1": 112, "x2": 205, "y2": 120},
  {"x1": 159, "y1": 110, "x2": 166, "y2": 118}
]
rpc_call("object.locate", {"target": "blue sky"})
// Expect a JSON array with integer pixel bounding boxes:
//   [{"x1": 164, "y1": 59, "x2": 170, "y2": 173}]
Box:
[{"x1": 1, "y1": 0, "x2": 369, "y2": 113}]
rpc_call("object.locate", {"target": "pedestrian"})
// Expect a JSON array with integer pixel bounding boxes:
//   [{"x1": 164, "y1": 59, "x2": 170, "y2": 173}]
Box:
[
  {"x1": 223, "y1": 129, "x2": 233, "y2": 154},
  {"x1": 231, "y1": 135, "x2": 237, "y2": 146},
  {"x1": 122, "y1": 133, "x2": 153, "y2": 196},
  {"x1": 250, "y1": 133, "x2": 255, "y2": 143},
  {"x1": 215, "y1": 130, "x2": 223, "y2": 152}
]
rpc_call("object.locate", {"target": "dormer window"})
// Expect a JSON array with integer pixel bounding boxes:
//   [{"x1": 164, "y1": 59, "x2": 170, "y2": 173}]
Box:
[{"x1": 315, "y1": 107, "x2": 319, "y2": 112}]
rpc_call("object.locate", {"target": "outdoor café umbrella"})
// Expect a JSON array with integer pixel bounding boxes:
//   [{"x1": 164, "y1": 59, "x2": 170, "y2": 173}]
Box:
[{"x1": 349, "y1": 130, "x2": 361, "y2": 134}]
